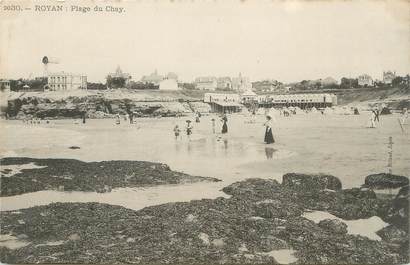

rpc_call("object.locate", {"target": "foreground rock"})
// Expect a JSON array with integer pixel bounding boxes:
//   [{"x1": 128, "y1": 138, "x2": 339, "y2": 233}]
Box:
[
  {"x1": 363, "y1": 173, "x2": 409, "y2": 189},
  {"x1": 0, "y1": 157, "x2": 219, "y2": 196},
  {"x1": 0, "y1": 173, "x2": 408, "y2": 264},
  {"x1": 282, "y1": 173, "x2": 342, "y2": 191}
]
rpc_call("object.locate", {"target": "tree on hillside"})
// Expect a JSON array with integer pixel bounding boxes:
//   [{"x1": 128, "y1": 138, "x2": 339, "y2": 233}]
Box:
[
  {"x1": 340, "y1": 78, "x2": 358, "y2": 89},
  {"x1": 392, "y1": 76, "x2": 404, "y2": 87},
  {"x1": 87, "y1": 82, "x2": 107, "y2": 90},
  {"x1": 106, "y1": 76, "x2": 126, "y2": 89},
  {"x1": 179, "y1": 82, "x2": 196, "y2": 90},
  {"x1": 128, "y1": 81, "x2": 159, "y2": 90}
]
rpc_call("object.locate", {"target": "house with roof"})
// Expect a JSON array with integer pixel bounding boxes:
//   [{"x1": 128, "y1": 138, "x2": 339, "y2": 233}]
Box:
[
  {"x1": 358, "y1": 74, "x2": 373, "y2": 87},
  {"x1": 217, "y1": 77, "x2": 232, "y2": 90},
  {"x1": 107, "y1": 66, "x2": 131, "y2": 84},
  {"x1": 48, "y1": 72, "x2": 87, "y2": 90},
  {"x1": 383, "y1": 71, "x2": 396, "y2": 84},
  {"x1": 195, "y1": 76, "x2": 217, "y2": 90},
  {"x1": 141, "y1": 70, "x2": 164, "y2": 85},
  {"x1": 232, "y1": 73, "x2": 251, "y2": 92}
]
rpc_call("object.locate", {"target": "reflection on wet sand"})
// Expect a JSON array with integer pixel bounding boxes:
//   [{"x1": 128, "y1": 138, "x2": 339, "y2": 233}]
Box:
[{"x1": 265, "y1": 147, "x2": 276, "y2": 159}]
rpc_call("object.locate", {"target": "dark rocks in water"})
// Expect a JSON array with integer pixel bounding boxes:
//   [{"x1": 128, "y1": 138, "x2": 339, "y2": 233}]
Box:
[
  {"x1": 327, "y1": 188, "x2": 385, "y2": 220},
  {"x1": 377, "y1": 225, "x2": 408, "y2": 244},
  {"x1": 339, "y1": 187, "x2": 377, "y2": 200},
  {"x1": 364, "y1": 173, "x2": 409, "y2": 189},
  {"x1": 222, "y1": 178, "x2": 282, "y2": 198},
  {"x1": 68, "y1": 146, "x2": 80, "y2": 149},
  {"x1": 282, "y1": 173, "x2": 342, "y2": 191},
  {"x1": 318, "y1": 219, "x2": 348, "y2": 234},
  {"x1": 384, "y1": 185, "x2": 409, "y2": 232},
  {"x1": 0, "y1": 157, "x2": 220, "y2": 197},
  {"x1": 257, "y1": 236, "x2": 288, "y2": 252}
]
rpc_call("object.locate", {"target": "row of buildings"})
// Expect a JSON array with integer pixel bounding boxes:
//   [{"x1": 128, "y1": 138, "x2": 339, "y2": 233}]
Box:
[
  {"x1": 203, "y1": 92, "x2": 337, "y2": 113},
  {"x1": 106, "y1": 68, "x2": 253, "y2": 92},
  {"x1": 194, "y1": 73, "x2": 251, "y2": 91},
  {"x1": 357, "y1": 71, "x2": 396, "y2": 87},
  {"x1": 0, "y1": 58, "x2": 403, "y2": 93}
]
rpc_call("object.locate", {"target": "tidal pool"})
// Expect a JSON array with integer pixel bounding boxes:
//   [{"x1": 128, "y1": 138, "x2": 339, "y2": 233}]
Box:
[{"x1": 303, "y1": 210, "x2": 389, "y2": 240}]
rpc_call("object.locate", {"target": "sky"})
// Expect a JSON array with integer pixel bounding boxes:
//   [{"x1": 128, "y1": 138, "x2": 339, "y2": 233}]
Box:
[{"x1": 0, "y1": 0, "x2": 409, "y2": 83}]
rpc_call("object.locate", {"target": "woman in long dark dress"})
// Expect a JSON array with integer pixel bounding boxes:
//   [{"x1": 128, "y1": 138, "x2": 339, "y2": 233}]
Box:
[
  {"x1": 264, "y1": 115, "x2": 274, "y2": 144},
  {"x1": 221, "y1": 114, "x2": 228, "y2": 134}
]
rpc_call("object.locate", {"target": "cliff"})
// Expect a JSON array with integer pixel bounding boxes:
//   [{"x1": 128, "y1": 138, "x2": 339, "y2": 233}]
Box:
[{"x1": 4, "y1": 90, "x2": 210, "y2": 120}]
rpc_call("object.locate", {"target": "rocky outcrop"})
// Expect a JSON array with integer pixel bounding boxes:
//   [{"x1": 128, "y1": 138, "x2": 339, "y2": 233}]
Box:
[
  {"x1": 6, "y1": 91, "x2": 204, "y2": 119},
  {"x1": 187, "y1": 101, "x2": 212, "y2": 113},
  {"x1": 364, "y1": 173, "x2": 409, "y2": 189},
  {"x1": 282, "y1": 173, "x2": 342, "y2": 191},
  {"x1": 318, "y1": 219, "x2": 348, "y2": 234},
  {"x1": 0, "y1": 157, "x2": 220, "y2": 197},
  {"x1": 383, "y1": 185, "x2": 409, "y2": 232}
]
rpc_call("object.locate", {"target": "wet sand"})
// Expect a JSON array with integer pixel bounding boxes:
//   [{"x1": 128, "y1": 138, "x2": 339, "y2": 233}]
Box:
[{"x1": 1, "y1": 112, "x2": 409, "y2": 211}]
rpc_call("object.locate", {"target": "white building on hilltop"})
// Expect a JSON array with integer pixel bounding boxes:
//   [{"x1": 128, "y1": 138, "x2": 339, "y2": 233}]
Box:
[
  {"x1": 195, "y1": 76, "x2": 217, "y2": 90},
  {"x1": 232, "y1": 73, "x2": 251, "y2": 92},
  {"x1": 358, "y1": 74, "x2": 373, "y2": 87},
  {"x1": 0, "y1": 79, "x2": 11, "y2": 92},
  {"x1": 141, "y1": 70, "x2": 164, "y2": 85},
  {"x1": 47, "y1": 72, "x2": 87, "y2": 91},
  {"x1": 383, "y1": 71, "x2": 396, "y2": 84},
  {"x1": 159, "y1": 78, "x2": 180, "y2": 90},
  {"x1": 107, "y1": 66, "x2": 132, "y2": 85}
]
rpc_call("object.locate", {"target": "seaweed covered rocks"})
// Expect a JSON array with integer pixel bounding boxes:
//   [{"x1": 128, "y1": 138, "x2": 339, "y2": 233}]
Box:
[
  {"x1": 282, "y1": 173, "x2": 342, "y2": 191},
  {"x1": 0, "y1": 157, "x2": 220, "y2": 196},
  {"x1": 364, "y1": 173, "x2": 409, "y2": 189},
  {"x1": 0, "y1": 173, "x2": 408, "y2": 264}
]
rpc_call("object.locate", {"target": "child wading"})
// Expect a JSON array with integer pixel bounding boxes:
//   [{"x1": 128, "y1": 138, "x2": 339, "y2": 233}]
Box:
[
  {"x1": 221, "y1": 114, "x2": 228, "y2": 134},
  {"x1": 173, "y1": 125, "x2": 181, "y2": 140},
  {"x1": 195, "y1": 112, "x2": 201, "y2": 123},
  {"x1": 264, "y1": 115, "x2": 275, "y2": 144},
  {"x1": 186, "y1": 120, "x2": 193, "y2": 140}
]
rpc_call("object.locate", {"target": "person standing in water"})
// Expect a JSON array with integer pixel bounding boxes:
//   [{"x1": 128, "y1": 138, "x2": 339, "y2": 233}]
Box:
[
  {"x1": 129, "y1": 113, "x2": 134, "y2": 124},
  {"x1": 186, "y1": 120, "x2": 193, "y2": 140},
  {"x1": 211, "y1": 118, "x2": 216, "y2": 134},
  {"x1": 173, "y1": 125, "x2": 181, "y2": 140},
  {"x1": 401, "y1": 108, "x2": 408, "y2": 124},
  {"x1": 195, "y1": 112, "x2": 201, "y2": 123},
  {"x1": 370, "y1": 110, "x2": 376, "y2": 128},
  {"x1": 115, "y1": 114, "x2": 121, "y2": 125},
  {"x1": 264, "y1": 115, "x2": 275, "y2": 144},
  {"x1": 221, "y1": 113, "x2": 228, "y2": 134},
  {"x1": 372, "y1": 108, "x2": 380, "y2": 123}
]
